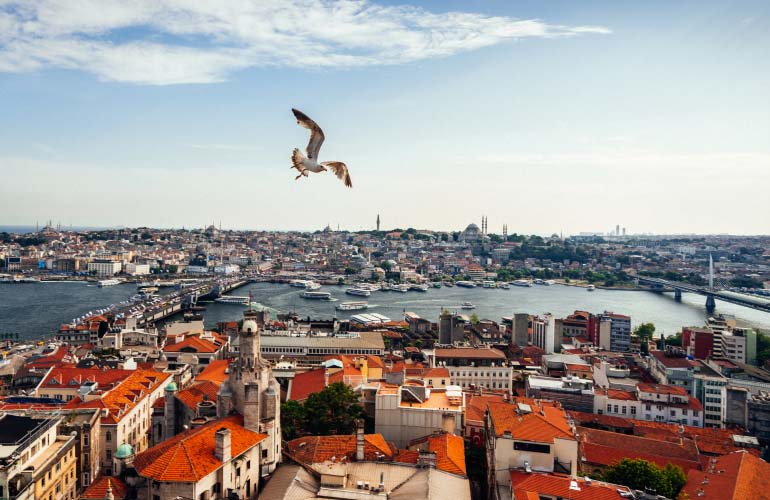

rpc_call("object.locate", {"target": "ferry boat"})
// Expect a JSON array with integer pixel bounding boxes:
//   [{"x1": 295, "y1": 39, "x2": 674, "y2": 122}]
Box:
[
  {"x1": 409, "y1": 284, "x2": 429, "y2": 292},
  {"x1": 392, "y1": 284, "x2": 409, "y2": 293},
  {"x1": 304, "y1": 281, "x2": 322, "y2": 290},
  {"x1": 455, "y1": 281, "x2": 476, "y2": 288},
  {"x1": 335, "y1": 301, "x2": 369, "y2": 311},
  {"x1": 482, "y1": 281, "x2": 496, "y2": 288},
  {"x1": 461, "y1": 302, "x2": 476, "y2": 310},
  {"x1": 512, "y1": 279, "x2": 533, "y2": 287},
  {"x1": 345, "y1": 288, "x2": 371, "y2": 297},
  {"x1": 587, "y1": 284, "x2": 596, "y2": 291},
  {"x1": 214, "y1": 295, "x2": 250, "y2": 305},
  {"x1": 289, "y1": 279, "x2": 309, "y2": 288},
  {"x1": 302, "y1": 291, "x2": 332, "y2": 300},
  {"x1": 98, "y1": 279, "x2": 121, "y2": 287}
]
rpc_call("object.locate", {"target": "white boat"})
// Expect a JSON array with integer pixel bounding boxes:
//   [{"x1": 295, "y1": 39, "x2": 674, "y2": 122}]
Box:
[
  {"x1": 98, "y1": 279, "x2": 121, "y2": 287},
  {"x1": 482, "y1": 281, "x2": 496, "y2": 289},
  {"x1": 304, "y1": 281, "x2": 322, "y2": 290},
  {"x1": 455, "y1": 281, "x2": 476, "y2": 288},
  {"x1": 461, "y1": 302, "x2": 476, "y2": 310},
  {"x1": 587, "y1": 284, "x2": 596, "y2": 291},
  {"x1": 409, "y1": 284, "x2": 429, "y2": 292},
  {"x1": 533, "y1": 279, "x2": 544, "y2": 285},
  {"x1": 392, "y1": 284, "x2": 409, "y2": 293},
  {"x1": 498, "y1": 282, "x2": 510, "y2": 289},
  {"x1": 512, "y1": 279, "x2": 533, "y2": 287},
  {"x1": 215, "y1": 295, "x2": 250, "y2": 305},
  {"x1": 302, "y1": 291, "x2": 332, "y2": 300},
  {"x1": 544, "y1": 280, "x2": 555, "y2": 286},
  {"x1": 335, "y1": 301, "x2": 369, "y2": 311},
  {"x1": 345, "y1": 287, "x2": 371, "y2": 297},
  {"x1": 289, "y1": 279, "x2": 309, "y2": 288}
]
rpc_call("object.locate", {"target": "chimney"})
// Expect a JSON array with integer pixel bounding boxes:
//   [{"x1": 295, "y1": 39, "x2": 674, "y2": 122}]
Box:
[
  {"x1": 215, "y1": 428, "x2": 231, "y2": 462},
  {"x1": 355, "y1": 419, "x2": 365, "y2": 461}
]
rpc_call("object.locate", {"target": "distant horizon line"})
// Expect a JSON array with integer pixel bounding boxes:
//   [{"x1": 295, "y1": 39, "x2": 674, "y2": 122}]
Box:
[{"x1": 1, "y1": 224, "x2": 768, "y2": 238}]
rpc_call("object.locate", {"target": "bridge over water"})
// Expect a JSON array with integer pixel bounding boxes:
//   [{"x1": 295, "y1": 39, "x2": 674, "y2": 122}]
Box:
[{"x1": 637, "y1": 276, "x2": 770, "y2": 314}]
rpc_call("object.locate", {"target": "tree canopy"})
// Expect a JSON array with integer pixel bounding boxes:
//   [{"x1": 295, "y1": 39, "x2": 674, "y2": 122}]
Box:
[
  {"x1": 601, "y1": 458, "x2": 686, "y2": 499},
  {"x1": 280, "y1": 382, "x2": 365, "y2": 440}
]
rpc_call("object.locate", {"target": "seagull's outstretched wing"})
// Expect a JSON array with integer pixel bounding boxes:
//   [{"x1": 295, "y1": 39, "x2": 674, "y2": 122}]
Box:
[
  {"x1": 321, "y1": 161, "x2": 352, "y2": 188},
  {"x1": 292, "y1": 108, "x2": 325, "y2": 160}
]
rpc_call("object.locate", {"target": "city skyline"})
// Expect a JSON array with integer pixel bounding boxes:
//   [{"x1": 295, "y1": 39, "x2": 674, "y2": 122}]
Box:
[{"x1": 2, "y1": 1, "x2": 769, "y2": 234}]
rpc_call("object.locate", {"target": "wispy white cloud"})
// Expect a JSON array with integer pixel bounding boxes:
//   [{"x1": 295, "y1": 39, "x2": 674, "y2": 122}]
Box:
[{"x1": 0, "y1": 0, "x2": 610, "y2": 85}]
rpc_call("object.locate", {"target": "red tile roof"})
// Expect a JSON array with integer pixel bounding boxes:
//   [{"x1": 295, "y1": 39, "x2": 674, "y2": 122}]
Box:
[
  {"x1": 80, "y1": 475, "x2": 128, "y2": 500},
  {"x1": 175, "y1": 381, "x2": 220, "y2": 411},
  {"x1": 40, "y1": 367, "x2": 135, "y2": 390},
  {"x1": 434, "y1": 347, "x2": 507, "y2": 360},
  {"x1": 650, "y1": 351, "x2": 694, "y2": 369},
  {"x1": 679, "y1": 451, "x2": 770, "y2": 500},
  {"x1": 74, "y1": 369, "x2": 171, "y2": 424},
  {"x1": 163, "y1": 335, "x2": 221, "y2": 354},
  {"x1": 579, "y1": 426, "x2": 702, "y2": 472},
  {"x1": 487, "y1": 401, "x2": 575, "y2": 442},
  {"x1": 424, "y1": 433, "x2": 466, "y2": 476},
  {"x1": 510, "y1": 471, "x2": 632, "y2": 500},
  {"x1": 637, "y1": 383, "x2": 689, "y2": 396},
  {"x1": 195, "y1": 359, "x2": 231, "y2": 386},
  {"x1": 289, "y1": 368, "x2": 343, "y2": 401},
  {"x1": 287, "y1": 434, "x2": 395, "y2": 464},
  {"x1": 465, "y1": 394, "x2": 507, "y2": 424},
  {"x1": 134, "y1": 415, "x2": 266, "y2": 482}
]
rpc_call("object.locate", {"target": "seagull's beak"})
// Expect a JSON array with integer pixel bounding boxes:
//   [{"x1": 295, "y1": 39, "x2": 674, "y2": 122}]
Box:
[{"x1": 320, "y1": 166, "x2": 327, "y2": 171}]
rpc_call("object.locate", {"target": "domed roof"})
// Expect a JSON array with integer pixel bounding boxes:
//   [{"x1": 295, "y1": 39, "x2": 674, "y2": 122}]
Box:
[
  {"x1": 242, "y1": 319, "x2": 258, "y2": 333},
  {"x1": 465, "y1": 223, "x2": 480, "y2": 231},
  {"x1": 115, "y1": 443, "x2": 134, "y2": 459},
  {"x1": 165, "y1": 381, "x2": 178, "y2": 392}
]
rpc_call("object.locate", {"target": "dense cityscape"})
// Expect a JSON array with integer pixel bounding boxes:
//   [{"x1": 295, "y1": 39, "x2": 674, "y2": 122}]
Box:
[{"x1": 0, "y1": 223, "x2": 769, "y2": 500}]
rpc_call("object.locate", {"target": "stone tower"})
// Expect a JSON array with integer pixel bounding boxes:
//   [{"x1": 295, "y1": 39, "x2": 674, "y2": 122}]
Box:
[{"x1": 217, "y1": 314, "x2": 282, "y2": 474}]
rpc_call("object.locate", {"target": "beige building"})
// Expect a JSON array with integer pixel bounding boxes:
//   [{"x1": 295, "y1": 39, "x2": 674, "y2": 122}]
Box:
[{"x1": 375, "y1": 383, "x2": 464, "y2": 448}]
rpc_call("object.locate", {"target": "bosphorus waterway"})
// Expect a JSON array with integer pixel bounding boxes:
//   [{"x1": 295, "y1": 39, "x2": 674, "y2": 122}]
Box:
[{"x1": 2, "y1": 281, "x2": 770, "y2": 340}]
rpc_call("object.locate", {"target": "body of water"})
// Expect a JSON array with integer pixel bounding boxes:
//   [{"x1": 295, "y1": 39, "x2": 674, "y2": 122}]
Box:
[{"x1": 2, "y1": 281, "x2": 769, "y2": 340}]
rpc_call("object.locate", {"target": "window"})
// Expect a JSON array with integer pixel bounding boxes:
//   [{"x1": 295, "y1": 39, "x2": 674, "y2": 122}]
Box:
[
  {"x1": 106, "y1": 431, "x2": 112, "y2": 442},
  {"x1": 106, "y1": 450, "x2": 112, "y2": 460},
  {"x1": 513, "y1": 441, "x2": 550, "y2": 454},
  {"x1": 621, "y1": 406, "x2": 627, "y2": 415},
  {"x1": 606, "y1": 404, "x2": 611, "y2": 412},
  {"x1": 246, "y1": 460, "x2": 251, "y2": 470},
  {"x1": 631, "y1": 407, "x2": 637, "y2": 415},
  {"x1": 83, "y1": 434, "x2": 89, "y2": 446}
]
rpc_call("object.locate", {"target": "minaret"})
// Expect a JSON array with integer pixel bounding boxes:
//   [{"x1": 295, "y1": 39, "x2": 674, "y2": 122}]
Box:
[
  {"x1": 502, "y1": 224, "x2": 508, "y2": 239},
  {"x1": 376, "y1": 214, "x2": 380, "y2": 232}
]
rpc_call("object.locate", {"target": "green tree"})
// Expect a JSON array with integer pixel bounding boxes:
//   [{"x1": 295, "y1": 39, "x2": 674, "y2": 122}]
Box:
[
  {"x1": 280, "y1": 400, "x2": 306, "y2": 441},
  {"x1": 470, "y1": 312, "x2": 480, "y2": 324},
  {"x1": 602, "y1": 458, "x2": 685, "y2": 498},
  {"x1": 634, "y1": 323, "x2": 656, "y2": 341},
  {"x1": 303, "y1": 382, "x2": 365, "y2": 436}
]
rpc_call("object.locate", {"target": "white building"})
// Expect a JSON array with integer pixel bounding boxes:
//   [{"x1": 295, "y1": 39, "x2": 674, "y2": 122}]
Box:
[
  {"x1": 531, "y1": 313, "x2": 557, "y2": 354},
  {"x1": 124, "y1": 262, "x2": 150, "y2": 275},
  {"x1": 87, "y1": 260, "x2": 122, "y2": 276}
]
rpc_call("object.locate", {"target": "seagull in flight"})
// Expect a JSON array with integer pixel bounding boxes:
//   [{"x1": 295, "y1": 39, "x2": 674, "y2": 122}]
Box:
[{"x1": 291, "y1": 108, "x2": 352, "y2": 188}]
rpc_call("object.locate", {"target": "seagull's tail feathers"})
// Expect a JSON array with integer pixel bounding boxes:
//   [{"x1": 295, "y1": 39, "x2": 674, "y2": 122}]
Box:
[{"x1": 291, "y1": 148, "x2": 306, "y2": 172}]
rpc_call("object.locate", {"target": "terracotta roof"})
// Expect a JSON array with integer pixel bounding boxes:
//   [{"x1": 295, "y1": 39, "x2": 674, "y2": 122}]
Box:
[
  {"x1": 175, "y1": 381, "x2": 220, "y2": 411},
  {"x1": 367, "y1": 355, "x2": 384, "y2": 368},
  {"x1": 465, "y1": 393, "x2": 506, "y2": 424},
  {"x1": 434, "y1": 347, "x2": 506, "y2": 360},
  {"x1": 80, "y1": 475, "x2": 128, "y2": 499},
  {"x1": 134, "y1": 415, "x2": 266, "y2": 482},
  {"x1": 510, "y1": 471, "x2": 632, "y2": 500},
  {"x1": 290, "y1": 368, "x2": 325, "y2": 401},
  {"x1": 679, "y1": 451, "x2": 770, "y2": 500},
  {"x1": 650, "y1": 351, "x2": 694, "y2": 369},
  {"x1": 579, "y1": 426, "x2": 701, "y2": 472},
  {"x1": 422, "y1": 367, "x2": 450, "y2": 379},
  {"x1": 39, "y1": 367, "x2": 134, "y2": 389},
  {"x1": 195, "y1": 359, "x2": 231, "y2": 386},
  {"x1": 74, "y1": 369, "x2": 171, "y2": 424},
  {"x1": 287, "y1": 434, "x2": 394, "y2": 464},
  {"x1": 637, "y1": 383, "x2": 689, "y2": 396},
  {"x1": 605, "y1": 389, "x2": 637, "y2": 401},
  {"x1": 163, "y1": 336, "x2": 220, "y2": 354},
  {"x1": 427, "y1": 433, "x2": 466, "y2": 476},
  {"x1": 487, "y1": 401, "x2": 575, "y2": 442},
  {"x1": 565, "y1": 363, "x2": 592, "y2": 372}
]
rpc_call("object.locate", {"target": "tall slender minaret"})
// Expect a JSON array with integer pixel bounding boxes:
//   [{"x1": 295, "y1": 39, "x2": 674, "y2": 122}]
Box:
[
  {"x1": 376, "y1": 214, "x2": 380, "y2": 232},
  {"x1": 502, "y1": 224, "x2": 508, "y2": 239}
]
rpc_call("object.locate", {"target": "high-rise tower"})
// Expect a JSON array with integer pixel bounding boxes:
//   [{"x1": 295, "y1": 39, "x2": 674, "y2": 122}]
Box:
[{"x1": 376, "y1": 214, "x2": 380, "y2": 231}]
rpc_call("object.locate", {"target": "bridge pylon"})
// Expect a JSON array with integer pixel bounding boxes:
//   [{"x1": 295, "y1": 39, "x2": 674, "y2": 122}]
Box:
[
  {"x1": 705, "y1": 294, "x2": 716, "y2": 312},
  {"x1": 674, "y1": 289, "x2": 682, "y2": 301}
]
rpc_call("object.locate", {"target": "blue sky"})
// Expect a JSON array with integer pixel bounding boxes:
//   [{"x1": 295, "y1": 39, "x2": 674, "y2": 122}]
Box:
[{"x1": 1, "y1": 0, "x2": 768, "y2": 234}]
